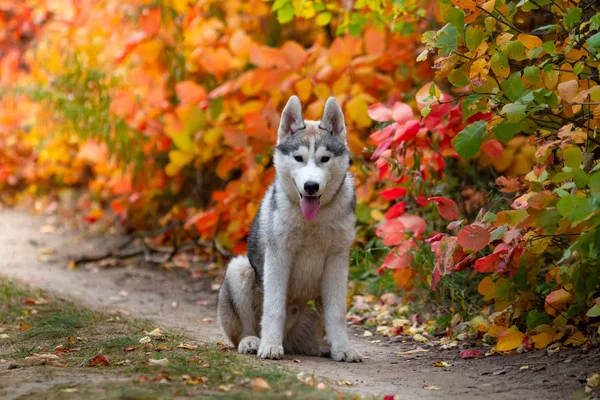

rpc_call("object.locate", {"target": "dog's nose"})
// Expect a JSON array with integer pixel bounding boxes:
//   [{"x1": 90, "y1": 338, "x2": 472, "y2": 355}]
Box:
[{"x1": 304, "y1": 181, "x2": 319, "y2": 195}]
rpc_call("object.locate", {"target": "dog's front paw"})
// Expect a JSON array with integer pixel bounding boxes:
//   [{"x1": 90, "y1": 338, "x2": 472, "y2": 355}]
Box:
[
  {"x1": 331, "y1": 345, "x2": 362, "y2": 362},
  {"x1": 238, "y1": 336, "x2": 260, "y2": 354},
  {"x1": 257, "y1": 343, "x2": 284, "y2": 360}
]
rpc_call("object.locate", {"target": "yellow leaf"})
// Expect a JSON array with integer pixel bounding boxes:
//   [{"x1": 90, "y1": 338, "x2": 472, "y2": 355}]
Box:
[
  {"x1": 517, "y1": 34, "x2": 542, "y2": 49},
  {"x1": 294, "y1": 78, "x2": 313, "y2": 102},
  {"x1": 496, "y1": 330, "x2": 525, "y2": 351},
  {"x1": 469, "y1": 57, "x2": 490, "y2": 87},
  {"x1": 251, "y1": 377, "x2": 270, "y2": 392},
  {"x1": 530, "y1": 332, "x2": 553, "y2": 349},
  {"x1": 564, "y1": 330, "x2": 586, "y2": 346},
  {"x1": 166, "y1": 150, "x2": 195, "y2": 176},
  {"x1": 315, "y1": 12, "x2": 332, "y2": 26},
  {"x1": 345, "y1": 95, "x2": 372, "y2": 128},
  {"x1": 487, "y1": 324, "x2": 504, "y2": 338}
]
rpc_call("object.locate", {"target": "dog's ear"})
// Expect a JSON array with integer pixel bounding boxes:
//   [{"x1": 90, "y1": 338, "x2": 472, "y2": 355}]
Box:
[
  {"x1": 278, "y1": 96, "x2": 304, "y2": 142},
  {"x1": 320, "y1": 97, "x2": 346, "y2": 140}
]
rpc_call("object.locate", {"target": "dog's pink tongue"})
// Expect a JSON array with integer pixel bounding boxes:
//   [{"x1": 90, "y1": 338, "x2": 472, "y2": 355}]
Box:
[{"x1": 300, "y1": 196, "x2": 319, "y2": 220}]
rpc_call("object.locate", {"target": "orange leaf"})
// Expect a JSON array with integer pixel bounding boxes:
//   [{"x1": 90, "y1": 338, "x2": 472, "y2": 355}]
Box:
[
  {"x1": 517, "y1": 34, "x2": 542, "y2": 49},
  {"x1": 457, "y1": 224, "x2": 490, "y2": 251},
  {"x1": 139, "y1": 8, "x2": 161, "y2": 36},
  {"x1": 530, "y1": 332, "x2": 553, "y2": 349},
  {"x1": 364, "y1": 27, "x2": 385, "y2": 55},
  {"x1": 544, "y1": 289, "x2": 572, "y2": 316},
  {"x1": 175, "y1": 81, "x2": 206, "y2": 106}
]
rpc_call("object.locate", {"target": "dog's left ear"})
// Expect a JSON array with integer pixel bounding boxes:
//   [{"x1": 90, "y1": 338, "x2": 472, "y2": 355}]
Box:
[{"x1": 320, "y1": 97, "x2": 346, "y2": 140}]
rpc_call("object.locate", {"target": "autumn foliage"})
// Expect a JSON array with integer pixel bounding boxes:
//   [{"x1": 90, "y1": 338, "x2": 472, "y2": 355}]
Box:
[{"x1": 0, "y1": 0, "x2": 599, "y2": 349}]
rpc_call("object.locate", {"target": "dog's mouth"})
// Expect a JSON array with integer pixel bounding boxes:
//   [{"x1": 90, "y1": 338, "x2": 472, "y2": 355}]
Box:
[{"x1": 299, "y1": 193, "x2": 321, "y2": 220}]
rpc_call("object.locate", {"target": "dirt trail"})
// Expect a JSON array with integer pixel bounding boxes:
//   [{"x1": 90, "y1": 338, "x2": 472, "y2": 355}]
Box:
[{"x1": 1, "y1": 208, "x2": 597, "y2": 399}]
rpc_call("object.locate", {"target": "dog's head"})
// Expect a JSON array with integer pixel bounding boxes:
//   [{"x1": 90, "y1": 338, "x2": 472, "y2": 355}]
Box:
[{"x1": 274, "y1": 96, "x2": 350, "y2": 220}]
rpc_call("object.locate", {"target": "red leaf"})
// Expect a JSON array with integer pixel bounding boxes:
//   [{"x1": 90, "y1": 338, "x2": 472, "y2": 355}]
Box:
[
  {"x1": 368, "y1": 103, "x2": 393, "y2": 121},
  {"x1": 369, "y1": 123, "x2": 396, "y2": 144},
  {"x1": 393, "y1": 119, "x2": 420, "y2": 142},
  {"x1": 481, "y1": 140, "x2": 503, "y2": 158},
  {"x1": 89, "y1": 354, "x2": 110, "y2": 367},
  {"x1": 398, "y1": 214, "x2": 427, "y2": 236},
  {"x1": 460, "y1": 349, "x2": 483, "y2": 359},
  {"x1": 384, "y1": 201, "x2": 406, "y2": 219},
  {"x1": 428, "y1": 196, "x2": 460, "y2": 220},
  {"x1": 375, "y1": 219, "x2": 406, "y2": 246},
  {"x1": 381, "y1": 187, "x2": 407, "y2": 201},
  {"x1": 474, "y1": 253, "x2": 501, "y2": 273},
  {"x1": 457, "y1": 225, "x2": 490, "y2": 251}
]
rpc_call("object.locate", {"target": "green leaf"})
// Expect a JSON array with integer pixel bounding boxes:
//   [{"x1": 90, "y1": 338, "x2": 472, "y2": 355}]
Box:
[
  {"x1": 501, "y1": 72, "x2": 525, "y2": 102},
  {"x1": 542, "y1": 41, "x2": 555, "y2": 53},
  {"x1": 466, "y1": 26, "x2": 484, "y2": 52},
  {"x1": 443, "y1": 6, "x2": 464, "y2": 32},
  {"x1": 526, "y1": 310, "x2": 550, "y2": 330},
  {"x1": 587, "y1": 32, "x2": 600, "y2": 50},
  {"x1": 461, "y1": 94, "x2": 484, "y2": 121},
  {"x1": 272, "y1": 0, "x2": 288, "y2": 11},
  {"x1": 276, "y1": 3, "x2": 294, "y2": 23},
  {"x1": 489, "y1": 226, "x2": 507, "y2": 241},
  {"x1": 587, "y1": 304, "x2": 600, "y2": 318},
  {"x1": 523, "y1": 66, "x2": 541, "y2": 85},
  {"x1": 490, "y1": 52, "x2": 510, "y2": 79},
  {"x1": 494, "y1": 121, "x2": 521, "y2": 143},
  {"x1": 556, "y1": 194, "x2": 593, "y2": 223},
  {"x1": 435, "y1": 24, "x2": 459, "y2": 56},
  {"x1": 316, "y1": 12, "x2": 332, "y2": 26},
  {"x1": 454, "y1": 121, "x2": 487, "y2": 159},
  {"x1": 564, "y1": 7, "x2": 582, "y2": 30},
  {"x1": 501, "y1": 103, "x2": 527, "y2": 123},
  {"x1": 448, "y1": 67, "x2": 469, "y2": 87},
  {"x1": 501, "y1": 41, "x2": 527, "y2": 61},
  {"x1": 482, "y1": 211, "x2": 497, "y2": 223},
  {"x1": 495, "y1": 278, "x2": 513, "y2": 300},
  {"x1": 589, "y1": 173, "x2": 600, "y2": 201},
  {"x1": 514, "y1": 264, "x2": 528, "y2": 291},
  {"x1": 563, "y1": 146, "x2": 582, "y2": 169}
]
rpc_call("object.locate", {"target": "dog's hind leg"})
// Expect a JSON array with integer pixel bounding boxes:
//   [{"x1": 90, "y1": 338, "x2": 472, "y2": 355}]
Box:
[{"x1": 217, "y1": 256, "x2": 261, "y2": 354}]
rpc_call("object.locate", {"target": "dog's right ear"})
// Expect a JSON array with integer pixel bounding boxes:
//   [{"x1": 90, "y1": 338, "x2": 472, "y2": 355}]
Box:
[{"x1": 278, "y1": 96, "x2": 304, "y2": 142}]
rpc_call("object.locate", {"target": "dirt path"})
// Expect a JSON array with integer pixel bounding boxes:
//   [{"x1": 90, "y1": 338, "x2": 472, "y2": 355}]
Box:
[{"x1": 1, "y1": 207, "x2": 597, "y2": 399}]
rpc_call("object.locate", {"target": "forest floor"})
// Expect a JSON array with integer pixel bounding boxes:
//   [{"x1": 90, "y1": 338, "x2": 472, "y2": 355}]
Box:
[{"x1": 1, "y1": 207, "x2": 599, "y2": 400}]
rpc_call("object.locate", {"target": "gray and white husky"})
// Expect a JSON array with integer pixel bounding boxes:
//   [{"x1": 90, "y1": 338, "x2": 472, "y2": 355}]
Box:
[{"x1": 216, "y1": 96, "x2": 362, "y2": 362}]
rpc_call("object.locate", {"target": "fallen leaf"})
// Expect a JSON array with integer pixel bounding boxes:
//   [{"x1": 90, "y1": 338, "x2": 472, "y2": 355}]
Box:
[
  {"x1": 89, "y1": 354, "x2": 110, "y2": 367},
  {"x1": 422, "y1": 385, "x2": 440, "y2": 390},
  {"x1": 363, "y1": 330, "x2": 373, "y2": 337},
  {"x1": 460, "y1": 349, "x2": 483, "y2": 359},
  {"x1": 218, "y1": 384, "x2": 232, "y2": 392},
  {"x1": 139, "y1": 336, "x2": 152, "y2": 344},
  {"x1": 155, "y1": 345, "x2": 168, "y2": 351},
  {"x1": 20, "y1": 324, "x2": 31, "y2": 331},
  {"x1": 178, "y1": 343, "x2": 199, "y2": 350},
  {"x1": 61, "y1": 388, "x2": 78, "y2": 393},
  {"x1": 251, "y1": 377, "x2": 271, "y2": 392},
  {"x1": 564, "y1": 330, "x2": 586, "y2": 346},
  {"x1": 413, "y1": 334, "x2": 429, "y2": 342},
  {"x1": 433, "y1": 361, "x2": 453, "y2": 367},
  {"x1": 124, "y1": 346, "x2": 136, "y2": 352},
  {"x1": 148, "y1": 358, "x2": 169, "y2": 366},
  {"x1": 497, "y1": 330, "x2": 526, "y2": 352},
  {"x1": 144, "y1": 328, "x2": 163, "y2": 337},
  {"x1": 317, "y1": 382, "x2": 328, "y2": 390},
  {"x1": 399, "y1": 348, "x2": 429, "y2": 355}
]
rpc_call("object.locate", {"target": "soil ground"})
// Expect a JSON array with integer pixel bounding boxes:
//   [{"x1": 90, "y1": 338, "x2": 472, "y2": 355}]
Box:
[{"x1": 1, "y1": 207, "x2": 599, "y2": 399}]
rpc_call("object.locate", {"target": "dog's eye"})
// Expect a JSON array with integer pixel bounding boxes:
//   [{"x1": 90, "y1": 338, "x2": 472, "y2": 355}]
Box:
[
  {"x1": 294, "y1": 155, "x2": 304, "y2": 162},
  {"x1": 321, "y1": 156, "x2": 330, "y2": 163}
]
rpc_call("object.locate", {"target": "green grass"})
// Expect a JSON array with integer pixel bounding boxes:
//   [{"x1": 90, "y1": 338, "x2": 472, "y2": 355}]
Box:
[{"x1": 0, "y1": 279, "x2": 356, "y2": 399}]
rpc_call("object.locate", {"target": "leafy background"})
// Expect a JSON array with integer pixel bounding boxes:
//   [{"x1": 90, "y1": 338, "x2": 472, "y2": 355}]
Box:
[{"x1": 0, "y1": 0, "x2": 599, "y2": 352}]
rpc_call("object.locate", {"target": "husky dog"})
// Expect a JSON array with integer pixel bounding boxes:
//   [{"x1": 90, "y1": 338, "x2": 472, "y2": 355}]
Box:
[{"x1": 217, "y1": 96, "x2": 361, "y2": 362}]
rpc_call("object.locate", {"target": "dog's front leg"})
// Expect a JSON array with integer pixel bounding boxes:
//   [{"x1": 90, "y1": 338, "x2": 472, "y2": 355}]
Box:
[
  {"x1": 322, "y1": 252, "x2": 362, "y2": 362},
  {"x1": 257, "y1": 249, "x2": 290, "y2": 360}
]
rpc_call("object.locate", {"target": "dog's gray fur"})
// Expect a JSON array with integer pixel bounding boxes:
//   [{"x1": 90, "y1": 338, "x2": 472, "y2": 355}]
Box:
[{"x1": 217, "y1": 96, "x2": 362, "y2": 362}]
